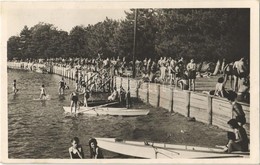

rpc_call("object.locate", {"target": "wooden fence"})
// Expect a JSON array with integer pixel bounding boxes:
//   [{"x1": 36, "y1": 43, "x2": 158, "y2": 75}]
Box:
[
  {"x1": 7, "y1": 62, "x2": 250, "y2": 133},
  {"x1": 114, "y1": 76, "x2": 250, "y2": 133}
]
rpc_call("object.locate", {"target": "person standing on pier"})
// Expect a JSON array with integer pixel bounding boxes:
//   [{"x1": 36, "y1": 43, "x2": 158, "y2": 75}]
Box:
[
  {"x1": 186, "y1": 59, "x2": 197, "y2": 91},
  {"x1": 70, "y1": 92, "x2": 79, "y2": 114}
]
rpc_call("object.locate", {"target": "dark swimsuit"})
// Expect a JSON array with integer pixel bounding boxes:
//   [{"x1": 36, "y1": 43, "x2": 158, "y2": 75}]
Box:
[
  {"x1": 72, "y1": 95, "x2": 78, "y2": 103},
  {"x1": 71, "y1": 151, "x2": 81, "y2": 159}
]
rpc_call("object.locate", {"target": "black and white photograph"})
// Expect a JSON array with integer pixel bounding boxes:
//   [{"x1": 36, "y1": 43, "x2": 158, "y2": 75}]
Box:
[{"x1": 1, "y1": 0, "x2": 259, "y2": 164}]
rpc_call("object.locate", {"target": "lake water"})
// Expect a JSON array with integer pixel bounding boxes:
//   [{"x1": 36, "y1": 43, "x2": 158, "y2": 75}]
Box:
[
  {"x1": 8, "y1": 69, "x2": 144, "y2": 159},
  {"x1": 7, "y1": 69, "x2": 229, "y2": 159}
]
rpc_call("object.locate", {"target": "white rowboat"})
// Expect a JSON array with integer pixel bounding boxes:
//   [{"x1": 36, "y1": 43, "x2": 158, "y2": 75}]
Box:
[
  {"x1": 63, "y1": 107, "x2": 150, "y2": 116},
  {"x1": 95, "y1": 138, "x2": 247, "y2": 159}
]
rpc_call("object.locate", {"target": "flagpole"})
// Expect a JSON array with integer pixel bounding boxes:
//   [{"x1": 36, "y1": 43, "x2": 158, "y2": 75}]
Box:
[{"x1": 132, "y1": 9, "x2": 138, "y2": 78}]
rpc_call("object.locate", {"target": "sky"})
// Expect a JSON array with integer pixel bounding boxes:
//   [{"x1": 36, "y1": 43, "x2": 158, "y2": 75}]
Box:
[{"x1": 2, "y1": 2, "x2": 129, "y2": 39}]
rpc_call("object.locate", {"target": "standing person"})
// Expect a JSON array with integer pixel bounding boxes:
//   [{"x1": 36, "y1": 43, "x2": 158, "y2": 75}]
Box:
[
  {"x1": 227, "y1": 92, "x2": 246, "y2": 126},
  {"x1": 12, "y1": 79, "x2": 18, "y2": 94},
  {"x1": 223, "y1": 62, "x2": 234, "y2": 90},
  {"x1": 69, "y1": 137, "x2": 84, "y2": 159},
  {"x1": 160, "y1": 63, "x2": 167, "y2": 82},
  {"x1": 186, "y1": 59, "x2": 196, "y2": 91},
  {"x1": 82, "y1": 85, "x2": 90, "y2": 107},
  {"x1": 58, "y1": 77, "x2": 66, "y2": 95},
  {"x1": 39, "y1": 84, "x2": 47, "y2": 100},
  {"x1": 89, "y1": 138, "x2": 104, "y2": 159},
  {"x1": 233, "y1": 57, "x2": 248, "y2": 92},
  {"x1": 233, "y1": 57, "x2": 248, "y2": 79},
  {"x1": 224, "y1": 119, "x2": 249, "y2": 153},
  {"x1": 70, "y1": 92, "x2": 79, "y2": 114}
]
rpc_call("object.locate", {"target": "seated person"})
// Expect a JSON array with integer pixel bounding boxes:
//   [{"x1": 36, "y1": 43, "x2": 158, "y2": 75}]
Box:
[
  {"x1": 108, "y1": 87, "x2": 119, "y2": 101},
  {"x1": 208, "y1": 77, "x2": 229, "y2": 98},
  {"x1": 178, "y1": 71, "x2": 189, "y2": 90},
  {"x1": 225, "y1": 119, "x2": 249, "y2": 153},
  {"x1": 237, "y1": 78, "x2": 250, "y2": 103},
  {"x1": 142, "y1": 72, "x2": 150, "y2": 82}
]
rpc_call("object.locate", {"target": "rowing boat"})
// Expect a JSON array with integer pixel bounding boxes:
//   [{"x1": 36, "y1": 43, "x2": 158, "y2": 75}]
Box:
[
  {"x1": 95, "y1": 138, "x2": 248, "y2": 159},
  {"x1": 87, "y1": 100, "x2": 119, "y2": 107},
  {"x1": 63, "y1": 107, "x2": 150, "y2": 116}
]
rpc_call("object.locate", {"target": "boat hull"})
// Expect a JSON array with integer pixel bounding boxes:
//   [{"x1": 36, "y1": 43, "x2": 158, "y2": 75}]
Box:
[
  {"x1": 63, "y1": 107, "x2": 149, "y2": 116},
  {"x1": 95, "y1": 138, "x2": 246, "y2": 159},
  {"x1": 87, "y1": 100, "x2": 119, "y2": 107}
]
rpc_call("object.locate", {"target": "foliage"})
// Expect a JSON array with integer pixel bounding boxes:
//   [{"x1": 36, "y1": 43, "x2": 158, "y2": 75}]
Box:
[{"x1": 7, "y1": 9, "x2": 249, "y2": 63}]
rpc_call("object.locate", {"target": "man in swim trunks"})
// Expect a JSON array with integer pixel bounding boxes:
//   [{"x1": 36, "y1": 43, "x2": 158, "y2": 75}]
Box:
[
  {"x1": 233, "y1": 57, "x2": 248, "y2": 92},
  {"x1": 186, "y1": 59, "x2": 196, "y2": 91},
  {"x1": 70, "y1": 92, "x2": 79, "y2": 114},
  {"x1": 58, "y1": 77, "x2": 66, "y2": 95}
]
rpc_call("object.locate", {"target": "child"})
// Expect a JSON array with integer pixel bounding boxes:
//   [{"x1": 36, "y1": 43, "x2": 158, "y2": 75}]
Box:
[
  {"x1": 40, "y1": 84, "x2": 46, "y2": 99},
  {"x1": 12, "y1": 79, "x2": 18, "y2": 94}
]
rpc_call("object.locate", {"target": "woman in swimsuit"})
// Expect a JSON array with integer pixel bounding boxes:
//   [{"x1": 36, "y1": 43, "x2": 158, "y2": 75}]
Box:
[
  {"x1": 89, "y1": 138, "x2": 104, "y2": 159},
  {"x1": 69, "y1": 137, "x2": 84, "y2": 159}
]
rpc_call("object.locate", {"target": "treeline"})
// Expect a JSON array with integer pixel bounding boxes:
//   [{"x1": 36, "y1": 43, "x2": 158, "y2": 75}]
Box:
[{"x1": 7, "y1": 8, "x2": 249, "y2": 62}]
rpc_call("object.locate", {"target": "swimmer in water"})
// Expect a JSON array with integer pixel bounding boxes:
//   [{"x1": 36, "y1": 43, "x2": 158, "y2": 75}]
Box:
[
  {"x1": 58, "y1": 77, "x2": 66, "y2": 95},
  {"x1": 12, "y1": 79, "x2": 18, "y2": 94},
  {"x1": 40, "y1": 84, "x2": 46, "y2": 100}
]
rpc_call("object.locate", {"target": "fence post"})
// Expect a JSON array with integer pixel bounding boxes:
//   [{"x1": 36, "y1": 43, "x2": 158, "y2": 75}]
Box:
[
  {"x1": 186, "y1": 91, "x2": 191, "y2": 117},
  {"x1": 170, "y1": 87, "x2": 174, "y2": 113},
  {"x1": 157, "y1": 84, "x2": 160, "y2": 107},
  {"x1": 136, "y1": 80, "x2": 139, "y2": 98},
  {"x1": 146, "y1": 83, "x2": 149, "y2": 103},
  {"x1": 207, "y1": 95, "x2": 213, "y2": 125}
]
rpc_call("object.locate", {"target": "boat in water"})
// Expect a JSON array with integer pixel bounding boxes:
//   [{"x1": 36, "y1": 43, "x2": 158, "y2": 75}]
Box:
[
  {"x1": 95, "y1": 138, "x2": 249, "y2": 159},
  {"x1": 63, "y1": 107, "x2": 150, "y2": 116},
  {"x1": 87, "y1": 100, "x2": 119, "y2": 107}
]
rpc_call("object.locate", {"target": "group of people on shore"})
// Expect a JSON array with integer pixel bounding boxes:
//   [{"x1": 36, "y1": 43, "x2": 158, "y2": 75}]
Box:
[
  {"x1": 10, "y1": 56, "x2": 250, "y2": 156},
  {"x1": 69, "y1": 137, "x2": 103, "y2": 159},
  {"x1": 224, "y1": 91, "x2": 249, "y2": 153}
]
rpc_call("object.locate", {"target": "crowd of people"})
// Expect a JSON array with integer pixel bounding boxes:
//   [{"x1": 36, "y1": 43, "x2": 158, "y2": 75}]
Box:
[{"x1": 10, "y1": 55, "x2": 250, "y2": 155}]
